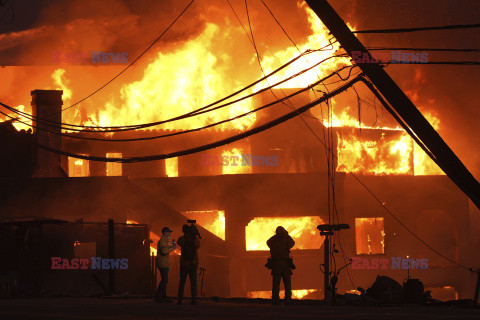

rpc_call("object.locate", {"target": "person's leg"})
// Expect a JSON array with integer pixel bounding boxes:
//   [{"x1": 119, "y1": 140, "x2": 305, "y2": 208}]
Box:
[
  {"x1": 272, "y1": 272, "x2": 281, "y2": 304},
  {"x1": 177, "y1": 266, "x2": 188, "y2": 304},
  {"x1": 154, "y1": 268, "x2": 163, "y2": 301},
  {"x1": 159, "y1": 268, "x2": 169, "y2": 299},
  {"x1": 189, "y1": 266, "x2": 198, "y2": 304},
  {"x1": 283, "y1": 272, "x2": 292, "y2": 302}
]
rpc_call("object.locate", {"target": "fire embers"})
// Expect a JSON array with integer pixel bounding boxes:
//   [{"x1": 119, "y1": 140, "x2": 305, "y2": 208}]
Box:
[{"x1": 50, "y1": 257, "x2": 128, "y2": 270}]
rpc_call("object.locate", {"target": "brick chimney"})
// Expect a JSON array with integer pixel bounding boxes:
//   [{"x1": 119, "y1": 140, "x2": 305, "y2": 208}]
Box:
[{"x1": 31, "y1": 90, "x2": 65, "y2": 177}]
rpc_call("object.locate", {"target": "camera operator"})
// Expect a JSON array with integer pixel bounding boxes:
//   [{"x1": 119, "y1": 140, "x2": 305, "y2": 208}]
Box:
[{"x1": 177, "y1": 222, "x2": 200, "y2": 305}]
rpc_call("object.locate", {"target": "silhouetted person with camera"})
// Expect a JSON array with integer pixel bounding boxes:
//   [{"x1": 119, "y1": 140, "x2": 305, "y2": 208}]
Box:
[
  {"x1": 266, "y1": 226, "x2": 295, "y2": 305},
  {"x1": 177, "y1": 224, "x2": 200, "y2": 305},
  {"x1": 154, "y1": 227, "x2": 176, "y2": 303}
]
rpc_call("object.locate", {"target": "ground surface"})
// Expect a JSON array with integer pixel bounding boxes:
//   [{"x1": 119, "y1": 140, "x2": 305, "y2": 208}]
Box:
[{"x1": 0, "y1": 298, "x2": 480, "y2": 320}]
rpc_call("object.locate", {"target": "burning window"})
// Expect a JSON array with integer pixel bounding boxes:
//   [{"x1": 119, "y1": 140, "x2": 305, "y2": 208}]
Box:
[
  {"x1": 182, "y1": 210, "x2": 225, "y2": 240},
  {"x1": 245, "y1": 216, "x2": 325, "y2": 251},
  {"x1": 165, "y1": 157, "x2": 178, "y2": 177},
  {"x1": 355, "y1": 217, "x2": 385, "y2": 255},
  {"x1": 336, "y1": 129, "x2": 414, "y2": 175},
  {"x1": 106, "y1": 153, "x2": 122, "y2": 176},
  {"x1": 68, "y1": 155, "x2": 90, "y2": 177}
]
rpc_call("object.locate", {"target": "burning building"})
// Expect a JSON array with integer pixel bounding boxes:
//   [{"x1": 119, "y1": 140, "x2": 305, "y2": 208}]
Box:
[{"x1": 0, "y1": 0, "x2": 478, "y2": 302}]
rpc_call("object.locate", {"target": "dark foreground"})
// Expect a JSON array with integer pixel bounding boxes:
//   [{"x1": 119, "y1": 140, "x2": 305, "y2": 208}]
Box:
[{"x1": 1, "y1": 298, "x2": 480, "y2": 320}]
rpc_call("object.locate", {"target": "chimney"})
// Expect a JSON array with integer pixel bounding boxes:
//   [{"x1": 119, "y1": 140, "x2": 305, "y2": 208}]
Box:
[{"x1": 31, "y1": 90, "x2": 65, "y2": 177}]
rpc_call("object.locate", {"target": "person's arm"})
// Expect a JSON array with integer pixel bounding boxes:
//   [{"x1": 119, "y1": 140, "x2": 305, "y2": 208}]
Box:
[
  {"x1": 159, "y1": 238, "x2": 175, "y2": 255},
  {"x1": 287, "y1": 236, "x2": 295, "y2": 250},
  {"x1": 177, "y1": 236, "x2": 184, "y2": 247},
  {"x1": 266, "y1": 236, "x2": 274, "y2": 249}
]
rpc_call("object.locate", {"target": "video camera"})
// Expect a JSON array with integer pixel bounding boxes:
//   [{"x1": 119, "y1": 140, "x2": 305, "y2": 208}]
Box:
[
  {"x1": 317, "y1": 223, "x2": 350, "y2": 236},
  {"x1": 186, "y1": 220, "x2": 202, "y2": 239}
]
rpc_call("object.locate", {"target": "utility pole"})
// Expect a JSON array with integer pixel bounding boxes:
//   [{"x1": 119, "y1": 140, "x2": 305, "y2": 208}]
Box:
[
  {"x1": 323, "y1": 231, "x2": 330, "y2": 300},
  {"x1": 318, "y1": 224, "x2": 350, "y2": 302},
  {"x1": 305, "y1": 0, "x2": 480, "y2": 210}
]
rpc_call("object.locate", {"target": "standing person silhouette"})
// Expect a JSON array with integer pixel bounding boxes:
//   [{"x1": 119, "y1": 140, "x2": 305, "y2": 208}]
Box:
[
  {"x1": 267, "y1": 226, "x2": 295, "y2": 305},
  {"x1": 154, "y1": 227, "x2": 176, "y2": 303},
  {"x1": 177, "y1": 224, "x2": 200, "y2": 305}
]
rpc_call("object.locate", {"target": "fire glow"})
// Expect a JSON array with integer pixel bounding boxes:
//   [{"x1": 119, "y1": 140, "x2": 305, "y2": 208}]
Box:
[
  {"x1": 2, "y1": 0, "x2": 445, "y2": 180},
  {"x1": 182, "y1": 210, "x2": 226, "y2": 241},
  {"x1": 245, "y1": 216, "x2": 325, "y2": 251}
]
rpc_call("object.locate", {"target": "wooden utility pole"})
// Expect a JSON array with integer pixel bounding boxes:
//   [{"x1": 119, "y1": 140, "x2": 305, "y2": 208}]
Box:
[{"x1": 305, "y1": 0, "x2": 480, "y2": 210}]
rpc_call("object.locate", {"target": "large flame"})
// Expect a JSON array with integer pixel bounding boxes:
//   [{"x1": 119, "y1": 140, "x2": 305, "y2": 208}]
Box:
[
  {"x1": 245, "y1": 216, "x2": 325, "y2": 251},
  {"x1": 323, "y1": 104, "x2": 444, "y2": 175},
  {"x1": 414, "y1": 111, "x2": 444, "y2": 175},
  {"x1": 336, "y1": 129, "x2": 414, "y2": 175},
  {"x1": 1, "y1": 1, "x2": 446, "y2": 180},
  {"x1": 87, "y1": 23, "x2": 256, "y2": 131},
  {"x1": 258, "y1": 2, "x2": 351, "y2": 89},
  {"x1": 182, "y1": 210, "x2": 226, "y2": 240},
  {"x1": 221, "y1": 147, "x2": 252, "y2": 175}
]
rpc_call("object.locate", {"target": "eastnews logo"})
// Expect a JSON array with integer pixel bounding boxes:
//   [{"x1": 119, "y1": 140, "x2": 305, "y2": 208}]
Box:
[
  {"x1": 201, "y1": 154, "x2": 279, "y2": 167},
  {"x1": 352, "y1": 51, "x2": 429, "y2": 64},
  {"x1": 351, "y1": 257, "x2": 429, "y2": 270},
  {"x1": 51, "y1": 51, "x2": 129, "y2": 64},
  {"x1": 51, "y1": 257, "x2": 128, "y2": 270}
]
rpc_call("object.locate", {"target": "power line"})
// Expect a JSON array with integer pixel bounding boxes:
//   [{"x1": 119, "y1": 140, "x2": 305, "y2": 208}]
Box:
[
  {"x1": 1, "y1": 60, "x2": 353, "y2": 142},
  {"x1": 34, "y1": 74, "x2": 364, "y2": 163},
  {"x1": 352, "y1": 79, "x2": 473, "y2": 271},
  {"x1": 354, "y1": 23, "x2": 480, "y2": 34},
  {"x1": 259, "y1": 0, "x2": 356, "y2": 287},
  {"x1": 59, "y1": 0, "x2": 196, "y2": 114},
  {"x1": 301, "y1": 78, "x2": 474, "y2": 271},
  {"x1": 3, "y1": 48, "x2": 332, "y2": 132}
]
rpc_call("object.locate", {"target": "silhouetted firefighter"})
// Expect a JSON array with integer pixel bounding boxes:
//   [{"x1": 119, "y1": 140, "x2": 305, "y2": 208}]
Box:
[
  {"x1": 266, "y1": 226, "x2": 295, "y2": 305},
  {"x1": 154, "y1": 227, "x2": 176, "y2": 303},
  {"x1": 177, "y1": 222, "x2": 201, "y2": 305}
]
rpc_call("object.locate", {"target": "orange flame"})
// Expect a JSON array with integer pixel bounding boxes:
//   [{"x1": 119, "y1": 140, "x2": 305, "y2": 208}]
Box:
[
  {"x1": 248, "y1": 289, "x2": 318, "y2": 299},
  {"x1": 245, "y1": 216, "x2": 325, "y2": 251},
  {"x1": 221, "y1": 147, "x2": 252, "y2": 175},
  {"x1": 182, "y1": 210, "x2": 226, "y2": 240}
]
